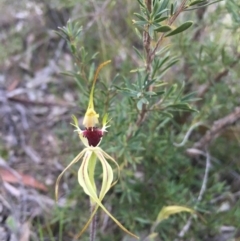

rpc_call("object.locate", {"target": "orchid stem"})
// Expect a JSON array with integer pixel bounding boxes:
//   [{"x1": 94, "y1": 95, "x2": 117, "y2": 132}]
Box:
[{"x1": 89, "y1": 203, "x2": 97, "y2": 241}]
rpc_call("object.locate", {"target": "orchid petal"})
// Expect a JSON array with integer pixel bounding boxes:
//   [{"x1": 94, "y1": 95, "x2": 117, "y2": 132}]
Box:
[
  {"x1": 94, "y1": 150, "x2": 113, "y2": 200},
  {"x1": 88, "y1": 152, "x2": 97, "y2": 195},
  {"x1": 78, "y1": 148, "x2": 139, "y2": 239},
  {"x1": 102, "y1": 113, "x2": 109, "y2": 126},
  {"x1": 101, "y1": 113, "x2": 111, "y2": 132},
  {"x1": 71, "y1": 115, "x2": 80, "y2": 130},
  {"x1": 76, "y1": 149, "x2": 113, "y2": 239},
  {"x1": 70, "y1": 115, "x2": 90, "y2": 147},
  {"x1": 79, "y1": 132, "x2": 90, "y2": 148},
  {"x1": 55, "y1": 149, "x2": 86, "y2": 201},
  {"x1": 75, "y1": 151, "x2": 101, "y2": 237},
  {"x1": 78, "y1": 150, "x2": 98, "y2": 199},
  {"x1": 101, "y1": 149, "x2": 120, "y2": 187}
]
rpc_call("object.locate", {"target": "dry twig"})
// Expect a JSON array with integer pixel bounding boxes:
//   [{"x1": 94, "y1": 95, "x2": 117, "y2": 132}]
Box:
[
  {"x1": 176, "y1": 152, "x2": 211, "y2": 240},
  {"x1": 191, "y1": 106, "x2": 240, "y2": 151}
]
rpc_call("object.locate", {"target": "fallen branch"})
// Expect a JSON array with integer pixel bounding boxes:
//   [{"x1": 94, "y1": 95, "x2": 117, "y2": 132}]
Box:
[{"x1": 190, "y1": 106, "x2": 240, "y2": 152}]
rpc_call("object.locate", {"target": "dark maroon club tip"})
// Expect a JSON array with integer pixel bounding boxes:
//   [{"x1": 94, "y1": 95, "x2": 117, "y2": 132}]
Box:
[{"x1": 83, "y1": 127, "x2": 103, "y2": 147}]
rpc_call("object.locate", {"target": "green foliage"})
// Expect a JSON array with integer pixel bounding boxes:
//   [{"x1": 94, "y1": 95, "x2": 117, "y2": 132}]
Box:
[
  {"x1": 0, "y1": 31, "x2": 23, "y2": 64},
  {"x1": 165, "y1": 21, "x2": 193, "y2": 36},
  {"x1": 48, "y1": 0, "x2": 240, "y2": 240}
]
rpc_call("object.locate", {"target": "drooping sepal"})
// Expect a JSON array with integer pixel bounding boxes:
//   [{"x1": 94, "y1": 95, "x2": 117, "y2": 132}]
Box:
[{"x1": 76, "y1": 147, "x2": 139, "y2": 239}]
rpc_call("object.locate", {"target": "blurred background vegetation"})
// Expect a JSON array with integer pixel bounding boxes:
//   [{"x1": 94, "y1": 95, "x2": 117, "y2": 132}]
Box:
[{"x1": 0, "y1": 0, "x2": 240, "y2": 241}]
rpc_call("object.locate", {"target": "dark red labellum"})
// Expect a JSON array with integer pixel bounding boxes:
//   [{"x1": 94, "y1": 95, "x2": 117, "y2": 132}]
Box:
[{"x1": 83, "y1": 127, "x2": 103, "y2": 147}]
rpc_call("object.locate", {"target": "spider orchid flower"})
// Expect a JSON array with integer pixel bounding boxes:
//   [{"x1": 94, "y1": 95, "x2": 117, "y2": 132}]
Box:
[{"x1": 55, "y1": 61, "x2": 138, "y2": 239}]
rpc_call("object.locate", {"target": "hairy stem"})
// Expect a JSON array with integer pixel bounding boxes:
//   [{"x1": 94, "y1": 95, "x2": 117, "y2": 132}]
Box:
[{"x1": 89, "y1": 203, "x2": 97, "y2": 241}]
